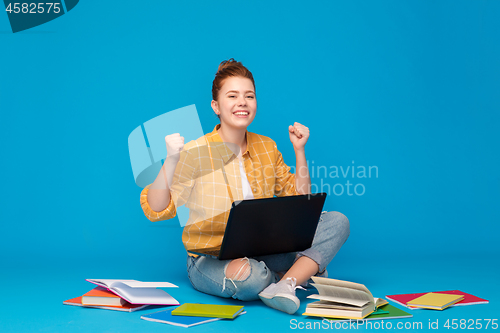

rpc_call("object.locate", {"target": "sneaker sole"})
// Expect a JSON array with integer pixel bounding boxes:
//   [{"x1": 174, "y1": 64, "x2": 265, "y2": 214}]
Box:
[{"x1": 259, "y1": 292, "x2": 300, "y2": 315}]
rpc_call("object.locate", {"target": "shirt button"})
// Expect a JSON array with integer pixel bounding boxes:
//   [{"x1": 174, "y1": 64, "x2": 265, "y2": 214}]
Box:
[{"x1": 253, "y1": 188, "x2": 257, "y2": 192}]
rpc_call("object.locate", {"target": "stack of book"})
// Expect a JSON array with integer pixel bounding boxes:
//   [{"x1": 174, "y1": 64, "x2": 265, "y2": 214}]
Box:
[
  {"x1": 63, "y1": 279, "x2": 179, "y2": 312},
  {"x1": 386, "y1": 290, "x2": 489, "y2": 310},
  {"x1": 302, "y1": 277, "x2": 412, "y2": 321},
  {"x1": 141, "y1": 303, "x2": 246, "y2": 328}
]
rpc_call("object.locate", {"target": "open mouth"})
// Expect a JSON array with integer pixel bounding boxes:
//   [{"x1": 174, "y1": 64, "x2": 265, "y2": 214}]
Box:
[{"x1": 233, "y1": 111, "x2": 250, "y2": 117}]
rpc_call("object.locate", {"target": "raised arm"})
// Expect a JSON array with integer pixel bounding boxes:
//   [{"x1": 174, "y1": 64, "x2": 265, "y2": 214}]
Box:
[
  {"x1": 289, "y1": 122, "x2": 311, "y2": 195},
  {"x1": 147, "y1": 133, "x2": 184, "y2": 212}
]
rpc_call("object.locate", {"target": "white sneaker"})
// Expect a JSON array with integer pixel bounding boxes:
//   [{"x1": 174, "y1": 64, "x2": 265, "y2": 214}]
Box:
[{"x1": 258, "y1": 277, "x2": 301, "y2": 314}]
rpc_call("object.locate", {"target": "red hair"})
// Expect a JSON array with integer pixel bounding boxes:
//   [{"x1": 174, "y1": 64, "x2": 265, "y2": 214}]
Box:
[{"x1": 212, "y1": 59, "x2": 255, "y2": 101}]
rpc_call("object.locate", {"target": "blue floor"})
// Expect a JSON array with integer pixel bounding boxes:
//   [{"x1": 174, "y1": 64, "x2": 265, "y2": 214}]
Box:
[{"x1": 1, "y1": 251, "x2": 498, "y2": 333}]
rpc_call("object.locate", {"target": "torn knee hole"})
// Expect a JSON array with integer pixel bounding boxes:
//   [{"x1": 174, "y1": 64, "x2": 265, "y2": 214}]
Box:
[{"x1": 225, "y1": 258, "x2": 251, "y2": 281}]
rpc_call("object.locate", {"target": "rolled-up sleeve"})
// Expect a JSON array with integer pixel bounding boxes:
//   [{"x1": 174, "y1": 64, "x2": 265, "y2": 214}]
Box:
[
  {"x1": 140, "y1": 185, "x2": 177, "y2": 221},
  {"x1": 140, "y1": 146, "x2": 197, "y2": 221}
]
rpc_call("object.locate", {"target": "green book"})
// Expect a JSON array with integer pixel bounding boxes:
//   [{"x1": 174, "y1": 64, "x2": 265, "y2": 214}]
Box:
[{"x1": 171, "y1": 303, "x2": 244, "y2": 319}]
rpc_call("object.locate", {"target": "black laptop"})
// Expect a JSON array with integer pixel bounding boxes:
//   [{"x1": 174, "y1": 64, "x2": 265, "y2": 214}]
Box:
[{"x1": 187, "y1": 193, "x2": 327, "y2": 260}]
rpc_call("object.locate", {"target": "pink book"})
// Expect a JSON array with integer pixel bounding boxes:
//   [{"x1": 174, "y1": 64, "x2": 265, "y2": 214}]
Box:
[{"x1": 386, "y1": 290, "x2": 488, "y2": 309}]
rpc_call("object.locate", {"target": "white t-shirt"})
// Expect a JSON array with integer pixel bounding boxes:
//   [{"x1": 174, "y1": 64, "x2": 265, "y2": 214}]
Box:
[{"x1": 238, "y1": 157, "x2": 255, "y2": 200}]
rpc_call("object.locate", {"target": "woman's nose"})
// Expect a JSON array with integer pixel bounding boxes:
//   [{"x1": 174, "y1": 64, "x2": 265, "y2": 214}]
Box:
[{"x1": 237, "y1": 96, "x2": 247, "y2": 106}]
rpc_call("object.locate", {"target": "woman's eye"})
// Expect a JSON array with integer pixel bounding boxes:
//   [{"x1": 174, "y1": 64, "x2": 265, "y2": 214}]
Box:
[
  {"x1": 228, "y1": 95, "x2": 236, "y2": 98},
  {"x1": 246, "y1": 95, "x2": 255, "y2": 99}
]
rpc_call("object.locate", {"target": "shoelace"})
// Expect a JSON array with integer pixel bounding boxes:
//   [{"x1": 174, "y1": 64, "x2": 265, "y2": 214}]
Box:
[{"x1": 286, "y1": 277, "x2": 306, "y2": 291}]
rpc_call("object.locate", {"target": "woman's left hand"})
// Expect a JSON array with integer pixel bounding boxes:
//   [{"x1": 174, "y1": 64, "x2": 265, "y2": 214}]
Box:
[{"x1": 289, "y1": 122, "x2": 310, "y2": 151}]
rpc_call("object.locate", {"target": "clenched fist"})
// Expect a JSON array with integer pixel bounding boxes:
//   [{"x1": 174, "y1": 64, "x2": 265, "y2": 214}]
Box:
[
  {"x1": 288, "y1": 122, "x2": 309, "y2": 151},
  {"x1": 165, "y1": 133, "x2": 184, "y2": 160}
]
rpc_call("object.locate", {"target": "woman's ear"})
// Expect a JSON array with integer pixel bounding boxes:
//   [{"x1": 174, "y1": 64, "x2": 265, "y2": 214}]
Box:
[{"x1": 211, "y1": 100, "x2": 219, "y2": 115}]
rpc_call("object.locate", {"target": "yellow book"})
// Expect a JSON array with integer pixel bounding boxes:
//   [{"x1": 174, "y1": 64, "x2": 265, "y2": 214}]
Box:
[
  {"x1": 407, "y1": 293, "x2": 464, "y2": 310},
  {"x1": 303, "y1": 277, "x2": 388, "y2": 319},
  {"x1": 171, "y1": 303, "x2": 244, "y2": 319}
]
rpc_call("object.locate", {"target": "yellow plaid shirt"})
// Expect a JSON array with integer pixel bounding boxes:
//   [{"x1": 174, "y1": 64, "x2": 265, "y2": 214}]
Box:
[{"x1": 140, "y1": 125, "x2": 299, "y2": 254}]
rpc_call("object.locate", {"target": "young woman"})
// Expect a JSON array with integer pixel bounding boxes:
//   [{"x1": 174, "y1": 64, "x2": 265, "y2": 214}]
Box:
[{"x1": 141, "y1": 59, "x2": 350, "y2": 314}]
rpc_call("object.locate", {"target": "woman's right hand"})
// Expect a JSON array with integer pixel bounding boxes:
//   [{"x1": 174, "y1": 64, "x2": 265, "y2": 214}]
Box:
[
  {"x1": 165, "y1": 133, "x2": 184, "y2": 160},
  {"x1": 147, "y1": 133, "x2": 185, "y2": 211}
]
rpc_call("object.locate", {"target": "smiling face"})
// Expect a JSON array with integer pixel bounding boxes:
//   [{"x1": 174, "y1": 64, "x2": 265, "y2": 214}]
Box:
[{"x1": 211, "y1": 76, "x2": 257, "y2": 131}]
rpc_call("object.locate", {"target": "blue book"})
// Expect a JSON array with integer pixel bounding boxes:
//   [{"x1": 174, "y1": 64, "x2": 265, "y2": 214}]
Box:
[{"x1": 141, "y1": 307, "x2": 245, "y2": 328}]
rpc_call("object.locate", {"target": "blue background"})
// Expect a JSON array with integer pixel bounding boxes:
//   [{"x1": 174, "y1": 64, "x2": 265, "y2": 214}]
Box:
[{"x1": 1, "y1": 1, "x2": 499, "y2": 332}]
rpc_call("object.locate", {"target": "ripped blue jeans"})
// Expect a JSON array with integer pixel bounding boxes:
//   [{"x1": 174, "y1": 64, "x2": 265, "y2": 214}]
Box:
[{"x1": 186, "y1": 211, "x2": 350, "y2": 301}]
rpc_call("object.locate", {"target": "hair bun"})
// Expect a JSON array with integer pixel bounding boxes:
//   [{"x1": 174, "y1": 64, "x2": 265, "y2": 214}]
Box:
[{"x1": 217, "y1": 58, "x2": 240, "y2": 73}]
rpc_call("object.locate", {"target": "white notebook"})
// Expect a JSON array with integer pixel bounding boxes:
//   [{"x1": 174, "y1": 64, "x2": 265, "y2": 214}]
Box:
[{"x1": 86, "y1": 279, "x2": 179, "y2": 305}]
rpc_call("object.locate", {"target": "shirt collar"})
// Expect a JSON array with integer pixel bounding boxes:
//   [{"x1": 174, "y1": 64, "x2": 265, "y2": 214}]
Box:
[{"x1": 206, "y1": 125, "x2": 253, "y2": 163}]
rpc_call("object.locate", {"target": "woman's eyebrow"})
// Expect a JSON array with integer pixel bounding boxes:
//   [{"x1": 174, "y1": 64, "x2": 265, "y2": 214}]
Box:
[{"x1": 225, "y1": 90, "x2": 255, "y2": 94}]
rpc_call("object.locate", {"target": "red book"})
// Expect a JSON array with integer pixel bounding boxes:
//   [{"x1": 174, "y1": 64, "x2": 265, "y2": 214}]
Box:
[
  {"x1": 63, "y1": 296, "x2": 148, "y2": 312},
  {"x1": 386, "y1": 290, "x2": 488, "y2": 309},
  {"x1": 82, "y1": 286, "x2": 127, "y2": 306}
]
